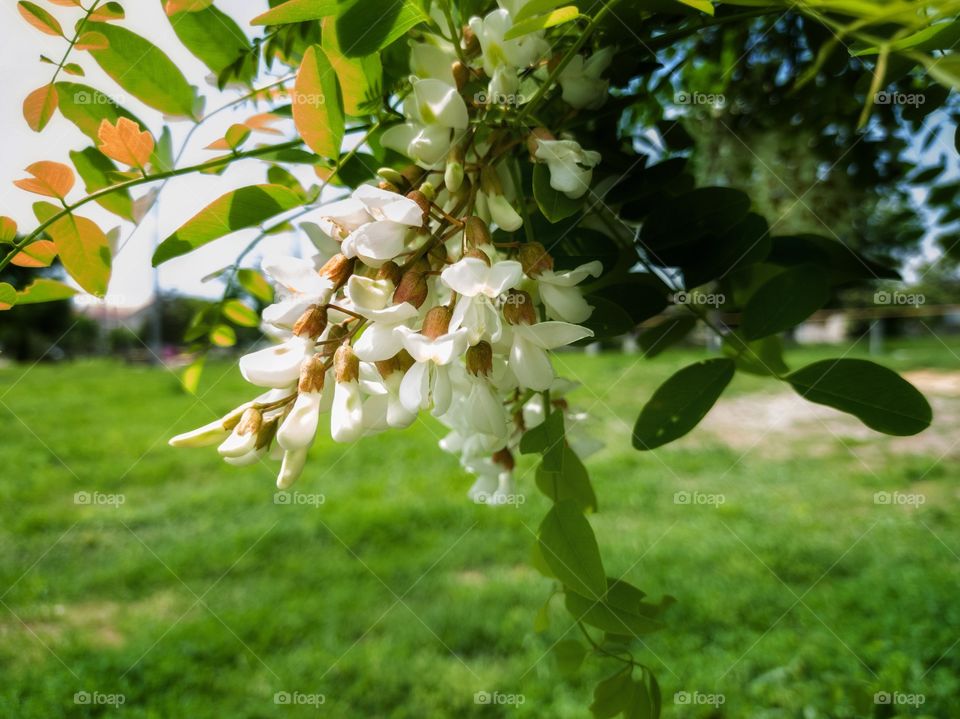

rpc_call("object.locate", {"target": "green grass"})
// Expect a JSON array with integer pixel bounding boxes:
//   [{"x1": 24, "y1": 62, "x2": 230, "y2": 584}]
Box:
[{"x1": 0, "y1": 336, "x2": 958, "y2": 717}]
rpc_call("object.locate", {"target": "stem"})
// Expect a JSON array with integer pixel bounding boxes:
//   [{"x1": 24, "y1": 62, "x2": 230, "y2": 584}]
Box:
[{"x1": 49, "y1": 0, "x2": 103, "y2": 86}]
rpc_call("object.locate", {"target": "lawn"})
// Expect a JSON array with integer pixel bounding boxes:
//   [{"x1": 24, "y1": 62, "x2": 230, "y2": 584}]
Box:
[{"x1": 0, "y1": 336, "x2": 957, "y2": 717}]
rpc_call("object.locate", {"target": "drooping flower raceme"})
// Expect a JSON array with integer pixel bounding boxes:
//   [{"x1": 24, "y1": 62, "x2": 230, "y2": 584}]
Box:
[{"x1": 169, "y1": 4, "x2": 613, "y2": 502}]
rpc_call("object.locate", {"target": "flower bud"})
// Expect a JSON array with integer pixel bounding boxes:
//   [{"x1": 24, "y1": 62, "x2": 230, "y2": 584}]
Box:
[
  {"x1": 445, "y1": 159, "x2": 464, "y2": 194},
  {"x1": 298, "y1": 354, "x2": 326, "y2": 394},
  {"x1": 463, "y1": 248, "x2": 491, "y2": 264},
  {"x1": 378, "y1": 181, "x2": 400, "y2": 193},
  {"x1": 419, "y1": 181, "x2": 436, "y2": 201},
  {"x1": 452, "y1": 61, "x2": 469, "y2": 91},
  {"x1": 492, "y1": 447, "x2": 515, "y2": 471},
  {"x1": 218, "y1": 407, "x2": 262, "y2": 458},
  {"x1": 401, "y1": 165, "x2": 424, "y2": 188},
  {"x1": 466, "y1": 341, "x2": 493, "y2": 377},
  {"x1": 377, "y1": 167, "x2": 407, "y2": 189},
  {"x1": 393, "y1": 260, "x2": 430, "y2": 308},
  {"x1": 487, "y1": 194, "x2": 523, "y2": 232},
  {"x1": 422, "y1": 305, "x2": 452, "y2": 339},
  {"x1": 321, "y1": 324, "x2": 349, "y2": 358},
  {"x1": 277, "y1": 447, "x2": 309, "y2": 489},
  {"x1": 406, "y1": 190, "x2": 432, "y2": 225},
  {"x1": 503, "y1": 290, "x2": 536, "y2": 325},
  {"x1": 293, "y1": 304, "x2": 328, "y2": 339},
  {"x1": 526, "y1": 127, "x2": 556, "y2": 158},
  {"x1": 480, "y1": 165, "x2": 502, "y2": 195},
  {"x1": 462, "y1": 25, "x2": 479, "y2": 56},
  {"x1": 376, "y1": 261, "x2": 402, "y2": 287},
  {"x1": 464, "y1": 216, "x2": 491, "y2": 249},
  {"x1": 518, "y1": 242, "x2": 554, "y2": 276},
  {"x1": 334, "y1": 344, "x2": 360, "y2": 384},
  {"x1": 375, "y1": 356, "x2": 402, "y2": 379},
  {"x1": 319, "y1": 253, "x2": 354, "y2": 290}
]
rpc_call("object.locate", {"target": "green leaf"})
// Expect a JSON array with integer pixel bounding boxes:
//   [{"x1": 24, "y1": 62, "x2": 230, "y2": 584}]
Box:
[
  {"x1": 723, "y1": 333, "x2": 788, "y2": 377},
  {"x1": 640, "y1": 187, "x2": 750, "y2": 260},
  {"x1": 165, "y1": 1, "x2": 254, "y2": 81},
  {"x1": 591, "y1": 669, "x2": 632, "y2": 718},
  {"x1": 15, "y1": 278, "x2": 77, "y2": 305},
  {"x1": 181, "y1": 354, "x2": 205, "y2": 394},
  {"x1": 153, "y1": 185, "x2": 303, "y2": 265},
  {"x1": 515, "y1": 0, "x2": 570, "y2": 22},
  {"x1": 533, "y1": 163, "x2": 583, "y2": 222},
  {"x1": 638, "y1": 315, "x2": 696, "y2": 358},
  {"x1": 553, "y1": 639, "x2": 586, "y2": 677},
  {"x1": 69, "y1": 147, "x2": 134, "y2": 221},
  {"x1": 55, "y1": 82, "x2": 141, "y2": 143},
  {"x1": 210, "y1": 323, "x2": 236, "y2": 347},
  {"x1": 787, "y1": 359, "x2": 932, "y2": 436},
  {"x1": 292, "y1": 45, "x2": 344, "y2": 159},
  {"x1": 18, "y1": 2, "x2": 64, "y2": 36},
  {"x1": 222, "y1": 299, "x2": 259, "y2": 327},
  {"x1": 251, "y1": 0, "x2": 339, "y2": 25},
  {"x1": 632, "y1": 358, "x2": 735, "y2": 450},
  {"x1": 538, "y1": 500, "x2": 606, "y2": 600},
  {"x1": 534, "y1": 595, "x2": 552, "y2": 632},
  {"x1": 504, "y1": 6, "x2": 579, "y2": 41},
  {"x1": 0, "y1": 282, "x2": 17, "y2": 310},
  {"x1": 677, "y1": 0, "x2": 714, "y2": 14},
  {"x1": 39, "y1": 204, "x2": 112, "y2": 296},
  {"x1": 624, "y1": 678, "x2": 654, "y2": 719},
  {"x1": 740, "y1": 265, "x2": 829, "y2": 340},
  {"x1": 536, "y1": 446, "x2": 598, "y2": 512},
  {"x1": 520, "y1": 410, "x2": 564, "y2": 454},
  {"x1": 321, "y1": 17, "x2": 382, "y2": 116},
  {"x1": 579, "y1": 296, "x2": 634, "y2": 341},
  {"x1": 922, "y1": 54, "x2": 960, "y2": 92},
  {"x1": 335, "y1": 0, "x2": 429, "y2": 58},
  {"x1": 566, "y1": 580, "x2": 666, "y2": 638},
  {"x1": 83, "y1": 21, "x2": 199, "y2": 118},
  {"x1": 237, "y1": 268, "x2": 274, "y2": 303}
]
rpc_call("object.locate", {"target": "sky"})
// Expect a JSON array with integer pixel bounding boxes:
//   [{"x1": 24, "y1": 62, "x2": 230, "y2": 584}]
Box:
[{"x1": 0, "y1": 0, "x2": 320, "y2": 309}]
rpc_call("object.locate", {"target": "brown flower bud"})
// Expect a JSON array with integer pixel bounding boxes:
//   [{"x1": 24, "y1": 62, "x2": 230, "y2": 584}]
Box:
[
  {"x1": 503, "y1": 290, "x2": 536, "y2": 325},
  {"x1": 334, "y1": 344, "x2": 359, "y2": 384},
  {"x1": 452, "y1": 61, "x2": 469, "y2": 91},
  {"x1": 375, "y1": 356, "x2": 401, "y2": 379},
  {"x1": 463, "y1": 247, "x2": 491, "y2": 265},
  {"x1": 376, "y1": 261, "x2": 402, "y2": 287},
  {"x1": 518, "y1": 242, "x2": 554, "y2": 276},
  {"x1": 462, "y1": 25, "x2": 479, "y2": 56},
  {"x1": 377, "y1": 167, "x2": 407, "y2": 189},
  {"x1": 393, "y1": 260, "x2": 430, "y2": 308},
  {"x1": 298, "y1": 354, "x2": 326, "y2": 394},
  {"x1": 480, "y1": 165, "x2": 502, "y2": 195},
  {"x1": 255, "y1": 416, "x2": 278, "y2": 450},
  {"x1": 466, "y1": 341, "x2": 493, "y2": 377},
  {"x1": 319, "y1": 253, "x2": 354, "y2": 290},
  {"x1": 464, "y1": 216, "x2": 491, "y2": 249},
  {"x1": 378, "y1": 181, "x2": 400, "y2": 193},
  {"x1": 400, "y1": 165, "x2": 424, "y2": 188},
  {"x1": 321, "y1": 325, "x2": 349, "y2": 357},
  {"x1": 395, "y1": 349, "x2": 415, "y2": 373},
  {"x1": 293, "y1": 305, "x2": 328, "y2": 339},
  {"x1": 492, "y1": 447, "x2": 515, "y2": 471},
  {"x1": 236, "y1": 407, "x2": 262, "y2": 437},
  {"x1": 406, "y1": 190, "x2": 432, "y2": 225},
  {"x1": 527, "y1": 127, "x2": 556, "y2": 158},
  {"x1": 421, "y1": 305, "x2": 452, "y2": 339}
]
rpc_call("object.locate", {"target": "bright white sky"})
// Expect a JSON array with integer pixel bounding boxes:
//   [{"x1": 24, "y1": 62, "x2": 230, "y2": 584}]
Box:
[{"x1": 0, "y1": 0, "x2": 324, "y2": 308}]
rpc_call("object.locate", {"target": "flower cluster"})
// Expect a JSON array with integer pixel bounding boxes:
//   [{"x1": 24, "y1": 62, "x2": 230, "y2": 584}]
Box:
[{"x1": 170, "y1": 0, "x2": 613, "y2": 502}]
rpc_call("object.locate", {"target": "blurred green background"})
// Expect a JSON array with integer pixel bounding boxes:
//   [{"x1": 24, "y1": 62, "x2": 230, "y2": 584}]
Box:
[{"x1": 0, "y1": 339, "x2": 957, "y2": 717}]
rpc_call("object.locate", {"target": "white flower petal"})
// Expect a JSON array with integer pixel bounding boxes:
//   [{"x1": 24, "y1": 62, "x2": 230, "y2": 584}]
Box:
[
  {"x1": 330, "y1": 380, "x2": 364, "y2": 443},
  {"x1": 277, "y1": 391, "x2": 324, "y2": 451},
  {"x1": 239, "y1": 337, "x2": 312, "y2": 388}
]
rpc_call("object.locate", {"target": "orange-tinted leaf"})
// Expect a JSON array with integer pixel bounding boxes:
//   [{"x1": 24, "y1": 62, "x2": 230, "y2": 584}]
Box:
[
  {"x1": 23, "y1": 84, "x2": 59, "y2": 132},
  {"x1": 89, "y1": 1, "x2": 124, "y2": 21},
  {"x1": 0, "y1": 283, "x2": 16, "y2": 310},
  {"x1": 75, "y1": 31, "x2": 109, "y2": 51},
  {"x1": 164, "y1": 0, "x2": 214, "y2": 14},
  {"x1": 205, "y1": 123, "x2": 251, "y2": 151},
  {"x1": 245, "y1": 113, "x2": 284, "y2": 135},
  {"x1": 48, "y1": 0, "x2": 83, "y2": 6},
  {"x1": 18, "y1": 1, "x2": 63, "y2": 36},
  {"x1": 16, "y1": 278, "x2": 77, "y2": 305},
  {"x1": 0, "y1": 217, "x2": 18, "y2": 243},
  {"x1": 97, "y1": 117, "x2": 155, "y2": 169},
  {"x1": 63, "y1": 63, "x2": 84, "y2": 77},
  {"x1": 14, "y1": 161, "x2": 75, "y2": 199},
  {"x1": 11, "y1": 240, "x2": 58, "y2": 268},
  {"x1": 43, "y1": 207, "x2": 112, "y2": 296},
  {"x1": 293, "y1": 45, "x2": 344, "y2": 159}
]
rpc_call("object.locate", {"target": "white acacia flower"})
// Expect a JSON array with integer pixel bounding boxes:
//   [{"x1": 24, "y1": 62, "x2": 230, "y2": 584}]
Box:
[
  {"x1": 478, "y1": 191, "x2": 524, "y2": 231},
  {"x1": 464, "y1": 457, "x2": 515, "y2": 505},
  {"x1": 469, "y1": 8, "x2": 548, "y2": 77},
  {"x1": 330, "y1": 379, "x2": 364, "y2": 442},
  {"x1": 300, "y1": 222, "x2": 341, "y2": 264},
  {"x1": 260, "y1": 256, "x2": 335, "y2": 330},
  {"x1": 534, "y1": 139, "x2": 602, "y2": 199},
  {"x1": 441, "y1": 257, "x2": 522, "y2": 343},
  {"x1": 410, "y1": 40, "x2": 458, "y2": 86},
  {"x1": 558, "y1": 48, "x2": 614, "y2": 109},
  {"x1": 397, "y1": 324, "x2": 470, "y2": 415},
  {"x1": 339, "y1": 185, "x2": 425, "y2": 267},
  {"x1": 508, "y1": 321, "x2": 594, "y2": 390},
  {"x1": 277, "y1": 447, "x2": 309, "y2": 489},
  {"x1": 277, "y1": 390, "x2": 325, "y2": 451},
  {"x1": 536, "y1": 260, "x2": 603, "y2": 323},
  {"x1": 381, "y1": 78, "x2": 469, "y2": 167},
  {"x1": 345, "y1": 276, "x2": 419, "y2": 361},
  {"x1": 239, "y1": 335, "x2": 314, "y2": 389}
]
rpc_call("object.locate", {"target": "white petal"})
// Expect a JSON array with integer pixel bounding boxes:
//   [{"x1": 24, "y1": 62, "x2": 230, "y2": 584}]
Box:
[
  {"x1": 409, "y1": 124, "x2": 454, "y2": 166},
  {"x1": 277, "y1": 391, "x2": 324, "y2": 451},
  {"x1": 400, "y1": 361, "x2": 431, "y2": 412},
  {"x1": 510, "y1": 335, "x2": 555, "y2": 391},
  {"x1": 345, "y1": 275, "x2": 393, "y2": 313},
  {"x1": 431, "y1": 365, "x2": 454, "y2": 416},
  {"x1": 441, "y1": 257, "x2": 491, "y2": 297},
  {"x1": 413, "y1": 78, "x2": 469, "y2": 129},
  {"x1": 487, "y1": 194, "x2": 523, "y2": 231},
  {"x1": 354, "y1": 184, "x2": 424, "y2": 226},
  {"x1": 169, "y1": 419, "x2": 229, "y2": 448},
  {"x1": 262, "y1": 256, "x2": 333, "y2": 298},
  {"x1": 343, "y1": 221, "x2": 409, "y2": 262},
  {"x1": 353, "y1": 322, "x2": 406, "y2": 362},
  {"x1": 239, "y1": 337, "x2": 311, "y2": 388},
  {"x1": 316, "y1": 197, "x2": 371, "y2": 234},
  {"x1": 541, "y1": 261, "x2": 603, "y2": 287},
  {"x1": 224, "y1": 447, "x2": 266, "y2": 467},
  {"x1": 381, "y1": 122, "x2": 420, "y2": 158},
  {"x1": 330, "y1": 380, "x2": 364, "y2": 443},
  {"x1": 485, "y1": 260, "x2": 523, "y2": 297},
  {"x1": 277, "y1": 448, "x2": 309, "y2": 489},
  {"x1": 261, "y1": 297, "x2": 314, "y2": 330},
  {"x1": 518, "y1": 321, "x2": 594, "y2": 349},
  {"x1": 218, "y1": 425, "x2": 258, "y2": 458},
  {"x1": 540, "y1": 283, "x2": 593, "y2": 323}
]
